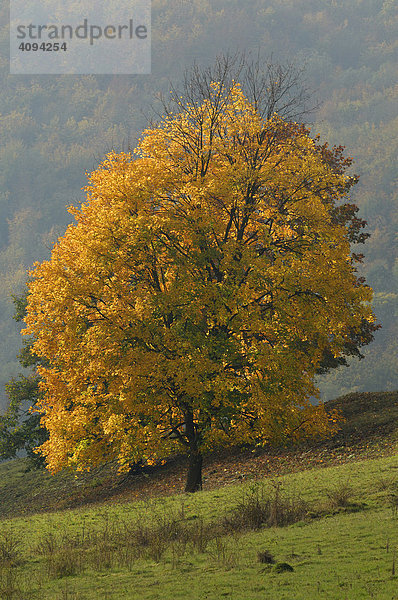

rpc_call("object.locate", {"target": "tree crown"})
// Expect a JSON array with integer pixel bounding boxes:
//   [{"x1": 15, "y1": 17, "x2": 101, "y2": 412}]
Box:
[{"x1": 24, "y1": 80, "x2": 375, "y2": 476}]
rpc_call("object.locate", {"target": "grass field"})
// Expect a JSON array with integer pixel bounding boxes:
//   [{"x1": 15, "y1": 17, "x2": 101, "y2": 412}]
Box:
[{"x1": 1, "y1": 391, "x2": 398, "y2": 599}]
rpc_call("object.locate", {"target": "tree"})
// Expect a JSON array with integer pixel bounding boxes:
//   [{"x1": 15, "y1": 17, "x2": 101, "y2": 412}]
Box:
[
  {"x1": 0, "y1": 293, "x2": 47, "y2": 467},
  {"x1": 24, "y1": 57, "x2": 376, "y2": 491}
]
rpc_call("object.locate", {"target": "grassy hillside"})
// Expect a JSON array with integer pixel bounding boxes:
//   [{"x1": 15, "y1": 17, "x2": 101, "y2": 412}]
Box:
[
  {"x1": 1, "y1": 446, "x2": 397, "y2": 598},
  {"x1": 1, "y1": 391, "x2": 397, "y2": 520},
  {"x1": 0, "y1": 391, "x2": 397, "y2": 599}
]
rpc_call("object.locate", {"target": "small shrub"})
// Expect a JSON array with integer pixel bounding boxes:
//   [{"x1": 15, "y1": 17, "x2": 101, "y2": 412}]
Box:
[
  {"x1": 0, "y1": 568, "x2": 36, "y2": 600},
  {"x1": 0, "y1": 531, "x2": 22, "y2": 567},
  {"x1": 189, "y1": 518, "x2": 214, "y2": 553},
  {"x1": 257, "y1": 549, "x2": 275, "y2": 564},
  {"x1": 325, "y1": 482, "x2": 354, "y2": 509},
  {"x1": 126, "y1": 514, "x2": 182, "y2": 562},
  {"x1": 146, "y1": 531, "x2": 168, "y2": 562},
  {"x1": 36, "y1": 532, "x2": 86, "y2": 578},
  {"x1": 208, "y1": 536, "x2": 239, "y2": 569},
  {"x1": 36, "y1": 533, "x2": 58, "y2": 557},
  {"x1": 223, "y1": 482, "x2": 308, "y2": 532},
  {"x1": 388, "y1": 492, "x2": 398, "y2": 517},
  {"x1": 374, "y1": 476, "x2": 397, "y2": 492},
  {"x1": 0, "y1": 568, "x2": 20, "y2": 600},
  {"x1": 88, "y1": 540, "x2": 116, "y2": 571},
  {"x1": 46, "y1": 547, "x2": 83, "y2": 579}
]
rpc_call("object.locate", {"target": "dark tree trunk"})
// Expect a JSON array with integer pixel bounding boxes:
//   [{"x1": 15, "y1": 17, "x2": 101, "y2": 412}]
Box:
[
  {"x1": 185, "y1": 450, "x2": 203, "y2": 493},
  {"x1": 184, "y1": 408, "x2": 203, "y2": 493}
]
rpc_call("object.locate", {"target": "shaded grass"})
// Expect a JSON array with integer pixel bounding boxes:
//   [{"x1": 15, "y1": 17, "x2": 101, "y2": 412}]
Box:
[
  {"x1": 324, "y1": 390, "x2": 398, "y2": 451},
  {"x1": 0, "y1": 458, "x2": 127, "y2": 519}
]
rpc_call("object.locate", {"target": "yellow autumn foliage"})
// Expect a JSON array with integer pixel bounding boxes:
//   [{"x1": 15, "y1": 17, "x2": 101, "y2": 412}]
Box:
[{"x1": 24, "y1": 82, "x2": 375, "y2": 475}]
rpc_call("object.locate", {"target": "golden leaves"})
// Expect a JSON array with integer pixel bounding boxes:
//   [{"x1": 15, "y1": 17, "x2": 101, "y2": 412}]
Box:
[{"x1": 24, "y1": 81, "x2": 375, "y2": 473}]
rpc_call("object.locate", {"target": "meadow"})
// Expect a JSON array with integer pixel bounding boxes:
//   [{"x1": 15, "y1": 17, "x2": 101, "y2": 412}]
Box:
[{"x1": 1, "y1": 392, "x2": 398, "y2": 599}]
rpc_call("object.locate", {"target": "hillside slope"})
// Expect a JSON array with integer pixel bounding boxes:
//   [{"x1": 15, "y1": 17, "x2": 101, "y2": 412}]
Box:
[
  {"x1": 1, "y1": 391, "x2": 397, "y2": 520},
  {"x1": 1, "y1": 417, "x2": 398, "y2": 599}
]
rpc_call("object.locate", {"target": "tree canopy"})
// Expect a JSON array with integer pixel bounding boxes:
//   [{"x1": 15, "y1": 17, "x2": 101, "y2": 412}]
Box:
[{"x1": 24, "y1": 71, "x2": 376, "y2": 491}]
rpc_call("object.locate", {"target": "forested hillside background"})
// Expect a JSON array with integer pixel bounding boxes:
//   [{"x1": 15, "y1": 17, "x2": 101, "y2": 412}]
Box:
[{"x1": 0, "y1": 0, "x2": 396, "y2": 410}]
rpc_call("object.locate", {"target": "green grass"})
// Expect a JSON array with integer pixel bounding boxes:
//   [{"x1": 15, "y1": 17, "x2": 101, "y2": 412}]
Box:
[
  {"x1": 1, "y1": 391, "x2": 398, "y2": 599},
  {"x1": 1, "y1": 390, "x2": 398, "y2": 521},
  {"x1": 1, "y1": 453, "x2": 398, "y2": 599}
]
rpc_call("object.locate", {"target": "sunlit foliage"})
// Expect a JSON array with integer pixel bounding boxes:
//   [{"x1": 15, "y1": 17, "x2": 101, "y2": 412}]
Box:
[{"x1": 24, "y1": 81, "x2": 375, "y2": 489}]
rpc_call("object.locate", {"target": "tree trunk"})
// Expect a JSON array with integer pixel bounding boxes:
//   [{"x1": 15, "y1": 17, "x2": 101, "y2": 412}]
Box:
[
  {"x1": 185, "y1": 450, "x2": 203, "y2": 493},
  {"x1": 184, "y1": 408, "x2": 203, "y2": 493}
]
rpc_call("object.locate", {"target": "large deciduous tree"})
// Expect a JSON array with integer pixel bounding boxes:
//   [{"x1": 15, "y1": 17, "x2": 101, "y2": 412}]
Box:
[{"x1": 24, "y1": 58, "x2": 376, "y2": 491}]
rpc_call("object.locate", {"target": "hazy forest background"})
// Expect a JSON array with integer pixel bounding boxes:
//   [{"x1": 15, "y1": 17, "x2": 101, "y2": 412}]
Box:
[{"x1": 0, "y1": 0, "x2": 396, "y2": 411}]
